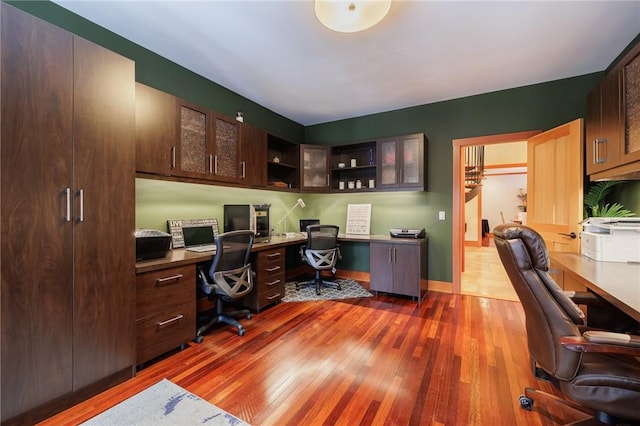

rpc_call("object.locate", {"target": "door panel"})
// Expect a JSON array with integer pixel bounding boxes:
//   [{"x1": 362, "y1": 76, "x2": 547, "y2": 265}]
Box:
[{"x1": 527, "y1": 119, "x2": 583, "y2": 253}]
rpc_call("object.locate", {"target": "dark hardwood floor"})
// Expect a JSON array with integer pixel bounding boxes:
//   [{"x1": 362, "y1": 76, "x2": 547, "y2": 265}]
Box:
[{"x1": 38, "y1": 291, "x2": 568, "y2": 425}]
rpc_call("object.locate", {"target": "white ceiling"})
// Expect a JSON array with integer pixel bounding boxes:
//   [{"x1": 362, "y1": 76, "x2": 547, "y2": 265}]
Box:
[{"x1": 53, "y1": 0, "x2": 640, "y2": 126}]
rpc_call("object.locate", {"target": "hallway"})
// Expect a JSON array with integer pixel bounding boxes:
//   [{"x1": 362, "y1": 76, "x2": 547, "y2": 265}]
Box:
[{"x1": 461, "y1": 241, "x2": 518, "y2": 302}]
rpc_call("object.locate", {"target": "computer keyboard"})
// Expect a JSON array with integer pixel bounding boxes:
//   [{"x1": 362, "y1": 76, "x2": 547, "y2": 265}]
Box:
[{"x1": 186, "y1": 244, "x2": 216, "y2": 253}]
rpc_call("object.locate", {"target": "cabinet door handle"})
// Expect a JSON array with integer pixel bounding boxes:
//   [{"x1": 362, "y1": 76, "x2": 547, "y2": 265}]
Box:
[
  {"x1": 266, "y1": 266, "x2": 281, "y2": 272},
  {"x1": 388, "y1": 247, "x2": 393, "y2": 263},
  {"x1": 64, "y1": 188, "x2": 72, "y2": 222},
  {"x1": 214, "y1": 155, "x2": 218, "y2": 174},
  {"x1": 593, "y1": 138, "x2": 607, "y2": 164},
  {"x1": 267, "y1": 252, "x2": 281, "y2": 259},
  {"x1": 326, "y1": 174, "x2": 330, "y2": 187},
  {"x1": 76, "y1": 189, "x2": 84, "y2": 222},
  {"x1": 171, "y1": 146, "x2": 176, "y2": 169},
  {"x1": 157, "y1": 314, "x2": 184, "y2": 328},
  {"x1": 267, "y1": 279, "x2": 281, "y2": 286},
  {"x1": 156, "y1": 274, "x2": 184, "y2": 286},
  {"x1": 266, "y1": 293, "x2": 281, "y2": 300},
  {"x1": 241, "y1": 161, "x2": 246, "y2": 178},
  {"x1": 208, "y1": 155, "x2": 213, "y2": 173}
]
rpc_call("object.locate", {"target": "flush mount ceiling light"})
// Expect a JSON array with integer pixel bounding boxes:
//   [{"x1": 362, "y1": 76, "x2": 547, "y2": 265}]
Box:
[{"x1": 315, "y1": 0, "x2": 392, "y2": 33}]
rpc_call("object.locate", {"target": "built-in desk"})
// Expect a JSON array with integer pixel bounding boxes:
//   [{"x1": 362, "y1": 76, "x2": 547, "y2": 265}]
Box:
[
  {"x1": 551, "y1": 252, "x2": 640, "y2": 322},
  {"x1": 134, "y1": 233, "x2": 428, "y2": 365}
]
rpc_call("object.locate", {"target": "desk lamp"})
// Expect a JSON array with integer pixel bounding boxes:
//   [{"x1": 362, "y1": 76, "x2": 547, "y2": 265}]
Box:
[{"x1": 276, "y1": 198, "x2": 305, "y2": 236}]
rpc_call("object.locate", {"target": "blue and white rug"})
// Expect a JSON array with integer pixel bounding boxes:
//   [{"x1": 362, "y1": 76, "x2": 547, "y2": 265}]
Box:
[
  {"x1": 282, "y1": 278, "x2": 373, "y2": 302},
  {"x1": 81, "y1": 379, "x2": 249, "y2": 425}
]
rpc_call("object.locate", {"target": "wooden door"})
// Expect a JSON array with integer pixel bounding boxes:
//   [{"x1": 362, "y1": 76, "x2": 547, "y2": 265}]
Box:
[
  {"x1": 1, "y1": 4, "x2": 74, "y2": 421},
  {"x1": 135, "y1": 83, "x2": 177, "y2": 175},
  {"x1": 527, "y1": 119, "x2": 583, "y2": 253},
  {"x1": 240, "y1": 123, "x2": 267, "y2": 187},
  {"x1": 72, "y1": 36, "x2": 136, "y2": 389}
]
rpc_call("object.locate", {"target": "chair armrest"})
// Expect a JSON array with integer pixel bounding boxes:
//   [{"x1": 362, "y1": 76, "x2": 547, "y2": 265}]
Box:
[{"x1": 560, "y1": 332, "x2": 640, "y2": 356}]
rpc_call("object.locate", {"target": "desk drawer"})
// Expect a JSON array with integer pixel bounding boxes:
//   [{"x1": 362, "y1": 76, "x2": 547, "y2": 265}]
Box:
[
  {"x1": 258, "y1": 248, "x2": 285, "y2": 273},
  {"x1": 137, "y1": 265, "x2": 195, "y2": 319},
  {"x1": 255, "y1": 283, "x2": 285, "y2": 309},
  {"x1": 136, "y1": 302, "x2": 194, "y2": 365}
]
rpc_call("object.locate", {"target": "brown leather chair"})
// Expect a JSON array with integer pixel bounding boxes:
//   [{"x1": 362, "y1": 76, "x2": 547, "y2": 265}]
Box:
[{"x1": 493, "y1": 224, "x2": 640, "y2": 425}]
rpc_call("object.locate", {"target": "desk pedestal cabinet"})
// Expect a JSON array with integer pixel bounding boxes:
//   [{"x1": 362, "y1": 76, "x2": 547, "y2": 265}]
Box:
[
  {"x1": 135, "y1": 265, "x2": 196, "y2": 366},
  {"x1": 244, "y1": 246, "x2": 286, "y2": 312},
  {"x1": 370, "y1": 238, "x2": 427, "y2": 300}
]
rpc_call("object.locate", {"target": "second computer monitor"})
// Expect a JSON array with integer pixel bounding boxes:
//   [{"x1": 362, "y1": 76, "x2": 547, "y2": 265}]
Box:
[{"x1": 300, "y1": 219, "x2": 320, "y2": 233}]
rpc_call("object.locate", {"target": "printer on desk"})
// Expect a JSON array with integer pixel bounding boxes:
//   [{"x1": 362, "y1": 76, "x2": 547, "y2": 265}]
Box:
[
  {"x1": 135, "y1": 229, "x2": 172, "y2": 261},
  {"x1": 389, "y1": 228, "x2": 426, "y2": 239},
  {"x1": 581, "y1": 218, "x2": 640, "y2": 263}
]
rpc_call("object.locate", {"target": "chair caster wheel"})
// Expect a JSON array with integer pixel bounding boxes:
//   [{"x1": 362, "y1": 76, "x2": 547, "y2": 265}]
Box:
[
  {"x1": 246, "y1": 313, "x2": 253, "y2": 320},
  {"x1": 519, "y1": 395, "x2": 534, "y2": 411},
  {"x1": 238, "y1": 329, "x2": 245, "y2": 336},
  {"x1": 194, "y1": 335, "x2": 204, "y2": 344}
]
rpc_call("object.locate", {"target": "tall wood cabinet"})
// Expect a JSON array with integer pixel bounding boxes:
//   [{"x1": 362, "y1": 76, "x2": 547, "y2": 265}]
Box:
[{"x1": 1, "y1": 4, "x2": 135, "y2": 423}]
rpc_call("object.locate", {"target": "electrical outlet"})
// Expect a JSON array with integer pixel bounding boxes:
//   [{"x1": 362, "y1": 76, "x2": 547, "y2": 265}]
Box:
[{"x1": 438, "y1": 211, "x2": 446, "y2": 221}]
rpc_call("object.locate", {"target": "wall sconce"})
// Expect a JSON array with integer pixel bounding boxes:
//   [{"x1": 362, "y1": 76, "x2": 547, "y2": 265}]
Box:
[
  {"x1": 276, "y1": 198, "x2": 305, "y2": 236},
  {"x1": 236, "y1": 111, "x2": 244, "y2": 122}
]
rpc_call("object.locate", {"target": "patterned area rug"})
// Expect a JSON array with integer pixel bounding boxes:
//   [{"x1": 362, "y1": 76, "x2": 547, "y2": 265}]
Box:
[
  {"x1": 81, "y1": 379, "x2": 249, "y2": 425},
  {"x1": 282, "y1": 278, "x2": 373, "y2": 302}
]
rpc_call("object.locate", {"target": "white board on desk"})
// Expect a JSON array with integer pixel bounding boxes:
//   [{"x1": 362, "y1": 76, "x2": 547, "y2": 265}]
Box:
[{"x1": 345, "y1": 204, "x2": 371, "y2": 235}]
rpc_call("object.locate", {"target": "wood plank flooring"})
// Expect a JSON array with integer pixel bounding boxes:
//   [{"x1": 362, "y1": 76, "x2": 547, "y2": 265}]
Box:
[
  {"x1": 462, "y1": 242, "x2": 519, "y2": 302},
  {"x1": 38, "y1": 291, "x2": 568, "y2": 426}
]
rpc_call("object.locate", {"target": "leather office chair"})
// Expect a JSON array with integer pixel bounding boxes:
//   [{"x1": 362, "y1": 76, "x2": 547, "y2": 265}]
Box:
[
  {"x1": 297, "y1": 224, "x2": 341, "y2": 295},
  {"x1": 195, "y1": 230, "x2": 254, "y2": 341},
  {"x1": 493, "y1": 224, "x2": 640, "y2": 425}
]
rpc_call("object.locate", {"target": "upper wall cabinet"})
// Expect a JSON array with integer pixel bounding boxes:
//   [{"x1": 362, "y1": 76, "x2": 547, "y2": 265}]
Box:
[
  {"x1": 330, "y1": 141, "x2": 377, "y2": 191},
  {"x1": 135, "y1": 83, "x2": 177, "y2": 175},
  {"x1": 377, "y1": 133, "x2": 426, "y2": 190},
  {"x1": 239, "y1": 122, "x2": 267, "y2": 187},
  {"x1": 267, "y1": 134, "x2": 299, "y2": 191},
  {"x1": 176, "y1": 100, "x2": 213, "y2": 179},
  {"x1": 300, "y1": 144, "x2": 331, "y2": 192},
  {"x1": 210, "y1": 113, "x2": 240, "y2": 183},
  {"x1": 587, "y1": 42, "x2": 640, "y2": 180}
]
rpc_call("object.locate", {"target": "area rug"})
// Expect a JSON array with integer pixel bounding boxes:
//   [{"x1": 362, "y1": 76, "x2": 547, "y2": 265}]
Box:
[
  {"x1": 81, "y1": 379, "x2": 249, "y2": 425},
  {"x1": 282, "y1": 278, "x2": 373, "y2": 302}
]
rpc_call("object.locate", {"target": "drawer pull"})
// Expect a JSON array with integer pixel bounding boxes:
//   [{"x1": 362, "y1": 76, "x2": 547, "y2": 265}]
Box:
[
  {"x1": 265, "y1": 266, "x2": 281, "y2": 273},
  {"x1": 266, "y1": 293, "x2": 281, "y2": 300},
  {"x1": 267, "y1": 252, "x2": 282, "y2": 258},
  {"x1": 157, "y1": 314, "x2": 184, "y2": 328},
  {"x1": 156, "y1": 274, "x2": 183, "y2": 286},
  {"x1": 267, "y1": 279, "x2": 281, "y2": 286}
]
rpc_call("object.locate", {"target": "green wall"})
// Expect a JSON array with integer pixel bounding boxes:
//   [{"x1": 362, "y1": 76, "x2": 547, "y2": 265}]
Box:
[{"x1": 11, "y1": 1, "x2": 640, "y2": 284}]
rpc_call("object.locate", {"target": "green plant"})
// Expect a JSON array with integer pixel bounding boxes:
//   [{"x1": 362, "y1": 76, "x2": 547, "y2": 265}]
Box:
[{"x1": 584, "y1": 181, "x2": 635, "y2": 218}]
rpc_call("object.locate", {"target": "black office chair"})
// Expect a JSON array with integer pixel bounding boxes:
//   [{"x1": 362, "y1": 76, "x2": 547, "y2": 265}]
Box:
[
  {"x1": 494, "y1": 224, "x2": 640, "y2": 425},
  {"x1": 297, "y1": 224, "x2": 341, "y2": 295},
  {"x1": 195, "y1": 230, "x2": 254, "y2": 341}
]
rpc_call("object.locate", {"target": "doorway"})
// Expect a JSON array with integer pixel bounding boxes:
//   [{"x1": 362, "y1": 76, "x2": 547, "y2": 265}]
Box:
[{"x1": 452, "y1": 130, "x2": 540, "y2": 296}]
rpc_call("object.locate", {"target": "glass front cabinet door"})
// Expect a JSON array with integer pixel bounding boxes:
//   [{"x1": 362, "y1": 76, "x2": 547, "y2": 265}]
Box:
[
  {"x1": 377, "y1": 133, "x2": 425, "y2": 190},
  {"x1": 300, "y1": 144, "x2": 330, "y2": 191}
]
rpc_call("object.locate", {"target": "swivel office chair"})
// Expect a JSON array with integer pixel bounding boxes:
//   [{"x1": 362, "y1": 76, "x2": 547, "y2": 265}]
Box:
[
  {"x1": 493, "y1": 224, "x2": 640, "y2": 425},
  {"x1": 195, "y1": 230, "x2": 254, "y2": 341},
  {"x1": 297, "y1": 224, "x2": 341, "y2": 295}
]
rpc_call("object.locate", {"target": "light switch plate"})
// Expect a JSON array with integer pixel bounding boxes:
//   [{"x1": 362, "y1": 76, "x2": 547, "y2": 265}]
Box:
[{"x1": 438, "y1": 211, "x2": 446, "y2": 221}]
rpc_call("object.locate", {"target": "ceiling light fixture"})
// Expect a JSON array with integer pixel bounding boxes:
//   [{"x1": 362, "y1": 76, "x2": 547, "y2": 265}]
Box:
[{"x1": 315, "y1": 0, "x2": 392, "y2": 33}]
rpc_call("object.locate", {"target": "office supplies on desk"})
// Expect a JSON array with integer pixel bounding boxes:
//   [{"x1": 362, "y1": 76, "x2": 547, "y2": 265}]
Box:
[
  {"x1": 135, "y1": 229, "x2": 172, "y2": 261},
  {"x1": 183, "y1": 225, "x2": 217, "y2": 252},
  {"x1": 389, "y1": 228, "x2": 426, "y2": 239},
  {"x1": 581, "y1": 217, "x2": 640, "y2": 262}
]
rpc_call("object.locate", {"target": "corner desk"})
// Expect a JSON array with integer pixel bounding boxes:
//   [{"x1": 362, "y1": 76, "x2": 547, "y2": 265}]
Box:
[
  {"x1": 550, "y1": 252, "x2": 640, "y2": 322},
  {"x1": 134, "y1": 233, "x2": 427, "y2": 365}
]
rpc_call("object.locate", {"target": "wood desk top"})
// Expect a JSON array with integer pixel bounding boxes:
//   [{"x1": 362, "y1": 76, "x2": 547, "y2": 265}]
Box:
[
  {"x1": 551, "y1": 252, "x2": 640, "y2": 322},
  {"x1": 135, "y1": 233, "x2": 426, "y2": 274}
]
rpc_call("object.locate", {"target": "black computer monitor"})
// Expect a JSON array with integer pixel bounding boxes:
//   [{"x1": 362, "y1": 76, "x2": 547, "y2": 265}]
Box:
[{"x1": 300, "y1": 219, "x2": 320, "y2": 233}]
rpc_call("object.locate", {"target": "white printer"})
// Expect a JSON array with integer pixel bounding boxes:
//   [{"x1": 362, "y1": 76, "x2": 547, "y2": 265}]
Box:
[{"x1": 581, "y1": 218, "x2": 640, "y2": 263}]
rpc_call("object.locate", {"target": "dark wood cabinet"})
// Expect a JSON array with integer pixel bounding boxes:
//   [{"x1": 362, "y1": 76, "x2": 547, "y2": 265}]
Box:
[
  {"x1": 244, "y1": 247, "x2": 286, "y2": 311},
  {"x1": 267, "y1": 134, "x2": 299, "y2": 191},
  {"x1": 135, "y1": 83, "x2": 177, "y2": 175},
  {"x1": 1, "y1": 4, "x2": 135, "y2": 423},
  {"x1": 211, "y1": 113, "x2": 241, "y2": 183},
  {"x1": 135, "y1": 265, "x2": 196, "y2": 365},
  {"x1": 370, "y1": 239, "x2": 427, "y2": 300},
  {"x1": 175, "y1": 100, "x2": 213, "y2": 179},
  {"x1": 300, "y1": 144, "x2": 331, "y2": 191},
  {"x1": 239, "y1": 122, "x2": 267, "y2": 187},
  {"x1": 377, "y1": 133, "x2": 426, "y2": 190}
]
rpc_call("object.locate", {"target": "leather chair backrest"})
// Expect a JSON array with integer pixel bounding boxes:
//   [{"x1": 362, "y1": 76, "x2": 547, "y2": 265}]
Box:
[{"x1": 493, "y1": 224, "x2": 583, "y2": 381}]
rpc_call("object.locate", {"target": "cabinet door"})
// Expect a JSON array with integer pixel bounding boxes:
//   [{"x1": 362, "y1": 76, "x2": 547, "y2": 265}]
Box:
[
  {"x1": 623, "y1": 50, "x2": 640, "y2": 164},
  {"x1": 586, "y1": 72, "x2": 622, "y2": 175},
  {"x1": 377, "y1": 134, "x2": 425, "y2": 190},
  {"x1": 175, "y1": 100, "x2": 211, "y2": 179},
  {"x1": 369, "y1": 242, "x2": 394, "y2": 293},
  {"x1": 240, "y1": 122, "x2": 267, "y2": 187},
  {"x1": 211, "y1": 113, "x2": 240, "y2": 183},
  {"x1": 378, "y1": 137, "x2": 399, "y2": 187},
  {"x1": 393, "y1": 243, "x2": 421, "y2": 297},
  {"x1": 300, "y1": 144, "x2": 330, "y2": 191},
  {"x1": 1, "y1": 5, "x2": 75, "y2": 420},
  {"x1": 135, "y1": 83, "x2": 177, "y2": 175},
  {"x1": 72, "y1": 37, "x2": 136, "y2": 390}
]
